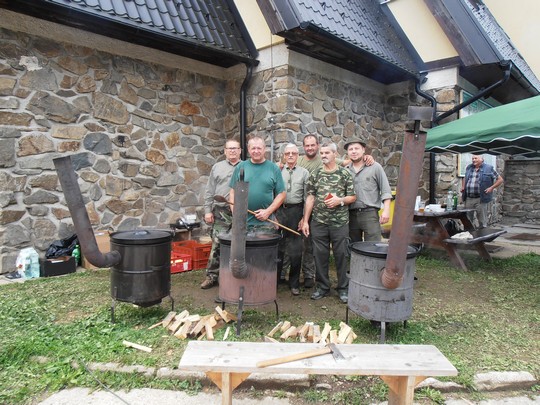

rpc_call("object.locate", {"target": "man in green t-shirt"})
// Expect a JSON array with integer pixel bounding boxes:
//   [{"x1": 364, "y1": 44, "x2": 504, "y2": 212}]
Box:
[
  {"x1": 229, "y1": 136, "x2": 286, "y2": 230},
  {"x1": 301, "y1": 142, "x2": 356, "y2": 304}
]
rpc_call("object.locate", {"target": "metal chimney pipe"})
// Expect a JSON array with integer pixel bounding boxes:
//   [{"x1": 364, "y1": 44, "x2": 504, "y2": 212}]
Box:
[{"x1": 53, "y1": 156, "x2": 121, "y2": 268}]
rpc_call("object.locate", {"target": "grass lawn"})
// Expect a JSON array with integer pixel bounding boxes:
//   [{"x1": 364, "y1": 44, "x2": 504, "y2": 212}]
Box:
[{"x1": 1, "y1": 251, "x2": 538, "y2": 404}]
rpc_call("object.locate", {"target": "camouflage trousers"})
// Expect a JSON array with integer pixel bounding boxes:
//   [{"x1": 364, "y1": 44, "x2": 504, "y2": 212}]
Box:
[{"x1": 205, "y1": 209, "x2": 232, "y2": 280}]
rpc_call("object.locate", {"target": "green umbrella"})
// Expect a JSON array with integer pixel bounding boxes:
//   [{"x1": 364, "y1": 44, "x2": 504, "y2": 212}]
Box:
[{"x1": 426, "y1": 95, "x2": 540, "y2": 157}]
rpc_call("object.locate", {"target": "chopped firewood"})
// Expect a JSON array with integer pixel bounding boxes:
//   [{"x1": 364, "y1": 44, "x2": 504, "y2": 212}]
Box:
[
  {"x1": 297, "y1": 322, "x2": 311, "y2": 338},
  {"x1": 148, "y1": 321, "x2": 163, "y2": 330},
  {"x1": 280, "y1": 321, "x2": 291, "y2": 332},
  {"x1": 197, "y1": 330, "x2": 206, "y2": 340},
  {"x1": 205, "y1": 322, "x2": 215, "y2": 340},
  {"x1": 184, "y1": 314, "x2": 201, "y2": 323},
  {"x1": 190, "y1": 315, "x2": 212, "y2": 337},
  {"x1": 174, "y1": 321, "x2": 192, "y2": 340},
  {"x1": 280, "y1": 326, "x2": 297, "y2": 340},
  {"x1": 267, "y1": 321, "x2": 283, "y2": 337},
  {"x1": 168, "y1": 317, "x2": 185, "y2": 333},
  {"x1": 215, "y1": 307, "x2": 238, "y2": 323},
  {"x1": 206, "y1": 316, "x2": 218, "y2": 329},
  {"x1": 223, "y1": 326, "x2": 231, "y2": 341},
  {"x1": 329, "y1": 330, "x2": 338, "y2": 344},
  {"x1": 176, "y1": 309, "x2": 190, "y2": 321},
  {"x1": 320, "y1": 322, "x2": 331, "y2": 344},
  {"x1": 264, "y1": 336, "x2": 279, "y2": 343},
  {"x1": 161, "y1": 311, "x2": 176, "y2": 328},
  {"x1": 307, "y1": 324, "x2": 315, "y2": 342},
  {"x1": 312, "y1": 324, "x2": 321, "y2": 343},
  {"x1": 345, "y1": 331, "x2": 355, "y2": 344},
  {"x1": 123, "y1": 340, "x2": 152, "y2": 353},
  {"x1": 338, "y1": 322, "x2": 352, "y2": 344}
]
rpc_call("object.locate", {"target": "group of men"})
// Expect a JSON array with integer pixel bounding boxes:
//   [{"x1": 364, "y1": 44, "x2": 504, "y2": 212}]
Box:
[{"x1": 200, "y1": 134, "x2": 392, "y2": 304}]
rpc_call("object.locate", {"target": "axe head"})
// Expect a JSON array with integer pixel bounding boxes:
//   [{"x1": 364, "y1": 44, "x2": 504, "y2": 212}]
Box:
[{"x1": 327, "y1": 343, "x2": 345, "y2": 361}]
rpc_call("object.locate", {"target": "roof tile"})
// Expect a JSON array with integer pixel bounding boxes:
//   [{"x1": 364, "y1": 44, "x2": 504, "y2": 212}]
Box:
[{"x1": 43, "y1": 0, "x2": 254, "y2": 60}]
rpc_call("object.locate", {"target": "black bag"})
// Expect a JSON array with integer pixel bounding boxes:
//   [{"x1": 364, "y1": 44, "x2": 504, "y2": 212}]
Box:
[
  {"x1": 444, "y1": 219, "x2": 461, "y2": 237},
  {"x1": 45, "y1": 234, "x2": 79, "y2": 259}
]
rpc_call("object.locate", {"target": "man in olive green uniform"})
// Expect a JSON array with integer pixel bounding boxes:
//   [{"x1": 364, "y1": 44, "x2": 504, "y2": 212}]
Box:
[
  {"x1": 200, "y1": 139, "x2": 241, "y2": 289},
  {"x1": 301, "y1": 142, "x2": 356, "y2": 304}
]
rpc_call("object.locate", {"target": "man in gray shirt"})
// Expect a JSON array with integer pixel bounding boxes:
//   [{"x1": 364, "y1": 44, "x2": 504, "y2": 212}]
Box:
[
  {"x1": 345, "y1": 137, "x2": 392, "y2": 242},
  {"x1": 277, "y1": 143, "x2": 309, "y2": 295},
  {"x1": 200, "y1": 139, "x2": 241, "y2": 289}
]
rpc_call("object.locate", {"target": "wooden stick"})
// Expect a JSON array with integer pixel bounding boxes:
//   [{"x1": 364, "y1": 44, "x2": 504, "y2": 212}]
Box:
[
  {"x1": 122, "y1": 340, "x2": 152, "y2": 353},
  {"x1": 215, "y1": 196, "x2": 301, "y2": 236},
  {"x1": 257, "y1": 346, "x2": 331, "y2": 368}
]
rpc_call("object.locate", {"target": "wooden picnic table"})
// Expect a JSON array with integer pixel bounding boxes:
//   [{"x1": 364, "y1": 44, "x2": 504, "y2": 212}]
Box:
[{"x1": 412, "y1": 209, "x2": 506, "y2": 271}]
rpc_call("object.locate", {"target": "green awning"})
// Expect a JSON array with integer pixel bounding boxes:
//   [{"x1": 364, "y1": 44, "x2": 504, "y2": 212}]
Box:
[{"x1": 426, "y1": 96, "x2": 540, "y2": 157}]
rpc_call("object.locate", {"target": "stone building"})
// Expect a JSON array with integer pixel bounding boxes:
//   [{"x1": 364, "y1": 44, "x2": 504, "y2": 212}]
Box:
[{"x1": 1, "y1": 0, "x2": 539, "y2": 273}]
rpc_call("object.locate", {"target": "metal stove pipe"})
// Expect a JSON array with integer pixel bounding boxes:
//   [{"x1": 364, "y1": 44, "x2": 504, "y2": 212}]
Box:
[
  {"x1": 230, "y1": 168, "x2": 249, "y2": 279},
  {"x1": 381, "y1": 129, "x2": 427, "y2": 289},
  {"x1": 53, "y1": 156, "x2": 121, "y2": 268}
]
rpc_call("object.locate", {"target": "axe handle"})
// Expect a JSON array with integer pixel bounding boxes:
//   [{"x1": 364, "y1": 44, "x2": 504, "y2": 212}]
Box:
[{"x1": 256, "y1": 346, "x2": 331, "y2": 368}]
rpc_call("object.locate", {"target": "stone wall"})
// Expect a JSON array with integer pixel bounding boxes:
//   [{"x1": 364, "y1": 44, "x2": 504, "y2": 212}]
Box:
[
  {"x1": 502, "y1": 159, "x2": 540, "y2": 224},
  {"x1": 0, "y1": 28, "x2": 239, "y2": 273},
  {"x1": 245, "y1": 63, "x2": 419, "y2": 186}
]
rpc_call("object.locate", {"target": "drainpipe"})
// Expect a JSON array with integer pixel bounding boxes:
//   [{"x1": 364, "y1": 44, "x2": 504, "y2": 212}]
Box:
[
  {"x1": 414, "y1": 61, "x2": 512, "y2": 203},
  {"x1": 434, "y1": 61, "x2": 512, "y2": 124},
  {"x1": 414, "y1": 75, "x2": 438, "y2": 204},
  {"x1": 240, "y1": 62, "x2": 254, "y2": 158}
]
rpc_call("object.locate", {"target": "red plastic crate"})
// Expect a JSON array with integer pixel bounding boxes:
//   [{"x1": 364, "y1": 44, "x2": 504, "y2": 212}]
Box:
[
  {"x1": 172, "y1": 241, "x2": 211, "y2": 269},
  {"x1": 170, "y1": 252, "x2": 192, "y2": 273}
]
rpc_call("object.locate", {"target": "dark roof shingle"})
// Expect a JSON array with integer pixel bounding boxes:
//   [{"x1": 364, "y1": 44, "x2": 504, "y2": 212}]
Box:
[
  {"x1": 1, "y1": 0, "x2": 257, "y2": 67},
  {"x1": 258, "y1": 0, "x2": 419, "y2": 82}
]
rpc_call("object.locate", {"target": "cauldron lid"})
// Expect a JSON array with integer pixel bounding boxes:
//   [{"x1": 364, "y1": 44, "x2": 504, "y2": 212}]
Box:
[
  {"x1": 110, "y1": 229, "x2": 172, "y2": 245},
  {"x1": 350, "y1": 241, "x2": 419, "y2": 259},
  {"x1": 218, "y1": 232, "x2": 280, "y2": 246}
]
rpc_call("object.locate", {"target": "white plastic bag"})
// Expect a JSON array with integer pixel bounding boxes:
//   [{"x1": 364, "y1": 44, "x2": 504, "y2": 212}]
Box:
[{"x1": 15, "y1": 247, "x2": 40, "y2": 279}]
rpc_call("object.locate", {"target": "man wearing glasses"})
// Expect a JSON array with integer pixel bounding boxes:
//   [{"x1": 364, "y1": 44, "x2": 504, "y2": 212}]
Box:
[
  {"x1": 200, "y1": 139, "x2": 241, "y2": 289},
  {"x1": 277, "y1": 144, "x2": 309, "y2": 295}
]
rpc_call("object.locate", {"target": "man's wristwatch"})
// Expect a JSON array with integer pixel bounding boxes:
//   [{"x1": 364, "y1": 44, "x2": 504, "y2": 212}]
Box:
[{"x1": 340, "y1": 198, "x2": 344, "y2": 207}]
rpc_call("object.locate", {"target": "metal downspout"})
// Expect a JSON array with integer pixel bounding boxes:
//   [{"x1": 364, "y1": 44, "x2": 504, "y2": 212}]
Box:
[
  {"x1": 414, "y1": 61, "x2": 512, "y2": 203},
  {"x1": 240, "y1": 63, "x2": 254, "y2": 158},
  {"x1": 434, "y1": 61, "x2": 513, "y2": 124},
  {"x1": 414, "y1": 76, "x2": 438, "y2": 204}
]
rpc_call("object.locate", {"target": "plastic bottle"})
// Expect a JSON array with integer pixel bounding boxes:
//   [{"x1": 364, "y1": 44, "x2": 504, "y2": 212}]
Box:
[
  {"x1": 446, "y1": 190, "x2": 453, "y2": 211},
  {"x1": 72, "y1": 244, "x2": 81, "y2": 266}
]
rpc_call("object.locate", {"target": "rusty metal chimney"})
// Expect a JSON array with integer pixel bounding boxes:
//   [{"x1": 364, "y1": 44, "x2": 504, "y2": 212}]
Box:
[
  {"x1": 381, "y1": 106, "x2": 432, "y2": 289},
  {"x1": 53, "y1": 156, "x2": 121, "y2": 268},
  {"x1": 229, "y1": 168, "x2": 249, "y2": 279}
]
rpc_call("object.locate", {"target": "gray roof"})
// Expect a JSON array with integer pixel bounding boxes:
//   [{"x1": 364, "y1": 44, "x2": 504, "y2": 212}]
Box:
[
  {"x1": 258, "y1": 0, "x2": 420, "y2": 83},
  {"x1": 2, "y1": 0, "x2": 257, "y2": 67},
  {"x1": 467, "y1": 0, "x2": 540, "y2": 92}
]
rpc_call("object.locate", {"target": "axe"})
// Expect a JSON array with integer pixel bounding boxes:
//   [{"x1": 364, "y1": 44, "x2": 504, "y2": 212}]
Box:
[{"x1": 256, "y1": 343, "x2": 345, "y2": 368}]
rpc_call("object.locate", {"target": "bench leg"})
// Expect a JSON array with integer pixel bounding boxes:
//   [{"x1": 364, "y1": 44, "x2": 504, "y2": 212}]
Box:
[
  {"x1": 474, "y1": 243, "x2": 492, "y2": 261},
  {"x1": 381, "y1": 375, "x2": 426, "y2": 405},
  {"x1": 206, "y1": 371, "x2": 251, "y2": 405}
]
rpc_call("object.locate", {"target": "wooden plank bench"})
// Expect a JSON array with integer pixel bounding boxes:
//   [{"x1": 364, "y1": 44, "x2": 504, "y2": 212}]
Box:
[
  {"x1": 443, "y1": 228, "x2": 507, "y2": 261},
  {"x1": 178, "y1": 341, "x2": 457, "y2": 405}
]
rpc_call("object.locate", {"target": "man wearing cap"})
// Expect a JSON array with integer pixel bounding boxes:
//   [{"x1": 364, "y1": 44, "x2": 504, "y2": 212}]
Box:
[{"x1": 345, "y1": 138, "x2": 392, "y2": 242}]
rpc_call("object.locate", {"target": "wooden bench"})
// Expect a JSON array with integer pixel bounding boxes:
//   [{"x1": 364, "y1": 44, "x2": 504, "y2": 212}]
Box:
[
  {"x1": 443, "y1": 228, "x2": 507, "y2": 261},
  {"x1": 178, "y1": 341, "x2": 457, "y2": 405}
]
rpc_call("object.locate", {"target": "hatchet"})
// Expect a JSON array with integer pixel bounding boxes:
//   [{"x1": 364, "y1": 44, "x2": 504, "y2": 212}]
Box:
[{"x1": 256, "y1": 343, "x2": 345, "y2": 368}]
